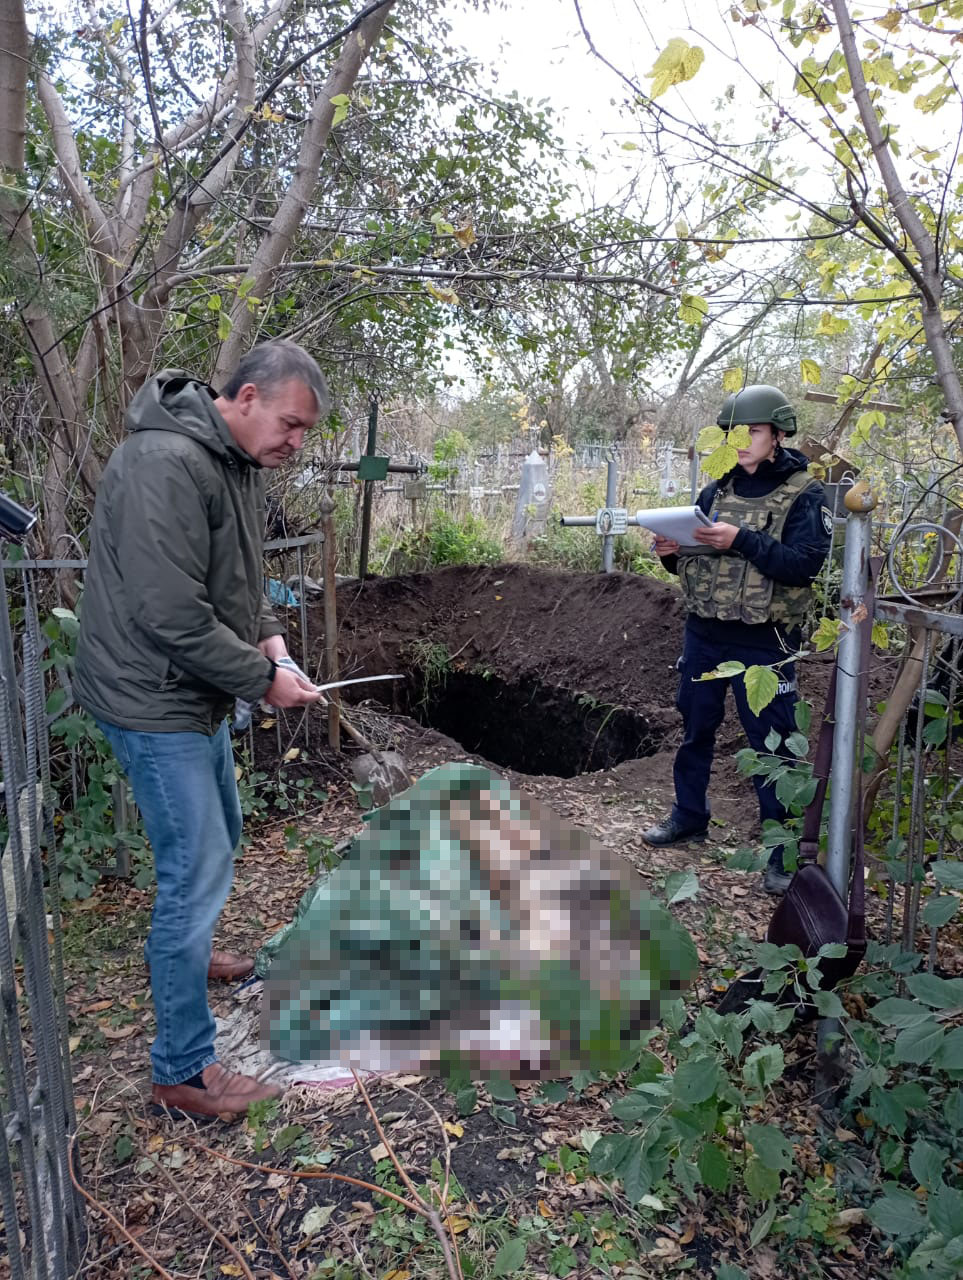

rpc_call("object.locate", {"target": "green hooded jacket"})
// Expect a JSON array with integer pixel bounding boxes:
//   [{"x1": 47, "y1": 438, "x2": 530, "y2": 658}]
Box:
[{"x1": 74, "y1": 371, "x2": 284, "y2": 734}]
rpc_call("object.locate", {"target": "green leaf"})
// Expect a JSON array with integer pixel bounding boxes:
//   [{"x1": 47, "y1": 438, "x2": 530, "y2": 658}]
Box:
[
  {"x1": 867, "y1": 1186, "x2": 927, "y2": 1239},
  {"x1": 909, "y1": 1138, "x2": 945, "y2": 1191},
  {"x1": 743, "y1": 1045, "x2": 785, "y2": 1091},
  {"x1": 784, "y1": 731, "x2": 809, "y2": 756},
  {"x1": 906, "y1": 972, "x2": 963, "y2": 1009},
  {"x1": 722, "y1": 367, "x2": 744, "y2": 393},
  {"x1": 814, "y1": 990, "x2": 844, "y2": 1018},
  {"x1": 893, "y1": 1021, "x2": 945, "y2": 1065},
  {"x1": 665, "y1": 869, "x2": 700, "y2": 904},
  {"x1": 672, "y1": 1057, "x2": 720, "y2": 1105},
  {"x1": 114, "y1": 1134, "x2": 134, "y2": 1163},
  {"x1": 619, "y1": 1140, "x2": 653, "y2": 1203},
  {"x1": 455, "y1": 1085, "x2": 477, "y2": 1116},
  {"x1": 533, "y1": 1081, "x2": 568, "y2": 1105},
  {"x1": 716, "y1": 1267, "x2": 750, "y2": 1280},
  {"x1": 487, "y1": 1076, "x2": 517, "y2": 1102},
  {"x1": 217, "y1": 309, "x2": 232, "y2": 342},
  {"x1": 745, "y1": 1123, "x2": 794, "y2": 1172},
  {"x1": 744, "y1": 665, "x2": 780, "y2": 716},
  {"x1": 799, "y1": 358, "x2": 821, "y2": 385},
  {"x1": 697, "y1": 659, "x2": 745, "y2": 681},
  {"x1": 935, "y1": 1026, "x2": 963, "y2": 1069},
  {"x1": 45, "y1": 687, "x2": 68, "y2": 717},
  {"x1": 548, "y1": 1243, "x2": 578, "y2": 1278},
  {"x1": 493, "y1": 1236, "x2": 527, "y2": 1277},
  {"x1": 491, "y1": 1105, "x2": 516, "y2": 1126},
  {"x1": 744, "y1": 1156, "x2": 780, "y2": 1202},
  {"x1": 794, "y1": 700, "x2": 812, "y2": 734},
  {"x1": 932, "y1": 861, "x2": 963, "y2": 890},
  {"x1": 872, "y1": 997, "x2": 936, "y2": 1028},
  {"x1": 589, "y1": 1133, "x2": 635, "y2": 1175},
  {"x1": 944, "y1": 1089, "x2": 963, "y2": 1132},
  {"x1": 610, "y1": 1092, "x2": 661, "y2": 1125},
  {"x1": 929, "y1": 1182, "x2": 963, "y2": 1240},
  {"x1": 922, "y1": 894, "x2": 960, "y2": 927},
  {"x1": 698, "y1": 1142, "x2": 730, "y2": 1191}
]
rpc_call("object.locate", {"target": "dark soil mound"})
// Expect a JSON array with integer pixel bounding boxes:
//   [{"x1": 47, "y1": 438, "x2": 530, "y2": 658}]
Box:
[{"x1": 326, "y1": 563, "x2": 688, "y2": 729}]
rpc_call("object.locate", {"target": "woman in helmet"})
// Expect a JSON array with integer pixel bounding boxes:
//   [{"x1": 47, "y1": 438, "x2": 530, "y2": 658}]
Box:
[{"x1": 642, "y1": 384, "x2": 832, "y2": 894}]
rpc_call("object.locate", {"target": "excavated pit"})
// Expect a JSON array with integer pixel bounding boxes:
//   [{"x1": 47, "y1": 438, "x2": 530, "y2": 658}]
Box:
[{"x1": 404, "y1": 668, "x2": 663, "y2": 778}]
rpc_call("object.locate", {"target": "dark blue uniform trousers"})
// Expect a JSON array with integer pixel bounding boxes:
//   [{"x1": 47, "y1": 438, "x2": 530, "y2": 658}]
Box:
[{"x1": 671, "y1": 624, "x2": 797, "y2": 871}]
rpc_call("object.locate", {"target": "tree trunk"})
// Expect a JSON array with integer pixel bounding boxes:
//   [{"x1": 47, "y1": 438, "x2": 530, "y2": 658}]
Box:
[
  {"x1": 830, "y1": 0, "x2": 963, "y2": 446},
  {"x1": 214, "y1": 1, "x2": 396, "y2": 380}
]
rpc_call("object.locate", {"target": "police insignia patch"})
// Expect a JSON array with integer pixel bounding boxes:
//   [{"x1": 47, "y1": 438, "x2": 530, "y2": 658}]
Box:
[{"x1": 822, "y1": 506, "x2": 833, "y2": 535}]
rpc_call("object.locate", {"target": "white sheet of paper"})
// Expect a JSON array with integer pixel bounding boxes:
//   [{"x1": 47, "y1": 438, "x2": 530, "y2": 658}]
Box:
[{"x1": 634, "y1": 505, "x2": 713, "y2": 542}]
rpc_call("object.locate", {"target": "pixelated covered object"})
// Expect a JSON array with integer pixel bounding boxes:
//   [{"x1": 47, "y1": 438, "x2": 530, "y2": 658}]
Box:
[{"x1": 260, "y1": 763, "x2": 696, "y2": 1076}]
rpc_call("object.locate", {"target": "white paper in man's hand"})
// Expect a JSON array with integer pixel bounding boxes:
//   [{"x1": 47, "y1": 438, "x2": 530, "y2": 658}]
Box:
[{"x1": 635, "y1": 506, "x2": 713, "y2": 543}]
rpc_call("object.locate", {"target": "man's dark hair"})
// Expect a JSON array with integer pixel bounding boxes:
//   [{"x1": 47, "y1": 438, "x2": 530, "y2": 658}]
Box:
[{"x1": 222, "y1": 339, "x2": 331, "y2": 417}]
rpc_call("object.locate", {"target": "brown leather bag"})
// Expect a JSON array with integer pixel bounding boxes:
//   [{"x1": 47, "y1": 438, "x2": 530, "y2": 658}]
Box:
[{"x1": 765, "y1": 662, "x2": 867, "y2": 988}]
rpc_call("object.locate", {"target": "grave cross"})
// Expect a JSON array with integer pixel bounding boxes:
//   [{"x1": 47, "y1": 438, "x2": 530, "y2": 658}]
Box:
[{"x1": 559, "y1": 453, "x2": 649, "y2": 572}]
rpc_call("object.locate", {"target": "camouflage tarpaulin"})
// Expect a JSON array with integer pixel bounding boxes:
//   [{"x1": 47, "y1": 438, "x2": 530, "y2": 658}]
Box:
[{"x1": 260, "y1": 763, "x2": 696, "y2": 1076}]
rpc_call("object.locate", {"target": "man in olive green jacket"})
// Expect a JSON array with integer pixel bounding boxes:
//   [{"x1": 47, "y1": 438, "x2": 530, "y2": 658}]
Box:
[{"x1": 75, "y1": 339, "x2": 329, "y2": 1120}]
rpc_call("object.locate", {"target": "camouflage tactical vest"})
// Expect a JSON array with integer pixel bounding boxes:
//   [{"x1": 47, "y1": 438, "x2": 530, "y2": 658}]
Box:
[{"x1": 677, "y1": 471, "x2": 819, "y2": 628}]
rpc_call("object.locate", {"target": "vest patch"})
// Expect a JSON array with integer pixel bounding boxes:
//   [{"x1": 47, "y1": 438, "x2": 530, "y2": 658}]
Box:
[
  {"x1": 776, "y1": 677, "x2": 797, "y2": 696},
  {"x1": 821, "y1": 506, "x2": 833, "y2": 535}
]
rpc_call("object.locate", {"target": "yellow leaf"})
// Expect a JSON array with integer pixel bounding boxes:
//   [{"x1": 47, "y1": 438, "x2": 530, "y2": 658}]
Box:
[
  {"x1": 647, "y1": 38, "x2": 705, "y2": 99},
  {"x1": 382, "y1": 1271, "x2": 412, "y2": 1280},
  {"x1": 147, "y1": 1134, "x2": 165, "y2": 1153},
  {"x1": 425, "y1": 282, "x2": 460, "y2": 305},
  {"x1": 722, "y1": 367, "x2": 744, "y2": 392},
  {"x1": 728, "y1": 424, "x2": 751, "y2": 450},
  {"x1": 678, "y1": 292, "x2": 708, "y2": 325},
  {"x1": 453, "y1": 222, "x2": 476, "y2": 249},
  {"x1": 447, "y1": 1217, "x2": 471, "y2": 1235},
  {"x1": 235, "y1": 766, "x2": 242, "y2": 781},
  {"x1": 697, "y1": 425, "x2": 725, "y2": 453},
  {"x1": 220, "y1": 1267, "x2": 243, "y2": 1276},
  {"x1": 282, "y1": 747, "x2": 300, "y2": 762},
  {"x1": 874, "y1": 9, "x2": 902, "y2": 32},
  {"x1": 800, "y1": 358, "x2": 822, "y2": 385},
  {"x1": 260, "y1": 718, "x2": 277, "y2": 729},
  {"x1": 538, "y1": 1199, "x2": 554, "y2": 1218},
  {"x1": 702, "y1": 442, "x2": 739, "y2": 479},
  {"x1": 444, "y1": 1121, "x2": 464, "y2": 1138}
]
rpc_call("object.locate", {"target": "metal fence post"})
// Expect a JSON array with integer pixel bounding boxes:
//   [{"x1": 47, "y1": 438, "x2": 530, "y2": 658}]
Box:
[
  {"x1": 602, "y1": 452, "x2": 618, "y2": 574},
  {"x1": 818, "y1": 489, "x2": 876, "y2": 1081},
  {"x1": 825, "y1": 494, "x2": 876, "y2": 894}
]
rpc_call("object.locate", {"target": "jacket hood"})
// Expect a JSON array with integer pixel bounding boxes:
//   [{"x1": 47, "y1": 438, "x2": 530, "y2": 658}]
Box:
[{"x1": 126, "y1": 371, "x2": 254, "y2": 465}]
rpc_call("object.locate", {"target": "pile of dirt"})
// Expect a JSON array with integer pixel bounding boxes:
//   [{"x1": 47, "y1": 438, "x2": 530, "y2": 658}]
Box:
[
  {"x1": 325, "y1": 563, "x2": 690, "y2": 725},
  {"x1": 251, "y1": 563, "x2": 895, "y2": 847}
]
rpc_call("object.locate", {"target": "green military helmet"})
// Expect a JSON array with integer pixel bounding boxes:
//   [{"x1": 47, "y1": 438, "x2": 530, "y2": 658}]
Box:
[{"x1": 717, "y1": 384, "x2": 797, "y2": 436}]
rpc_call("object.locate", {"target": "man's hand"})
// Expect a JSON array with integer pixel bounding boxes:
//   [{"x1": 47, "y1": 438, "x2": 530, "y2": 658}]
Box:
[
  {"x1": 653, "y1": 535, "x2": 680, "y2": 557},
  {"x1": 259, "y1": 635, "x2": 289, "y2": 662},
  {"x1": 265, "y1": 665, "x2": 321, "y2": 708},
  {"x1": 692, "y1": 521, "x2": 740, "y2": 551}
]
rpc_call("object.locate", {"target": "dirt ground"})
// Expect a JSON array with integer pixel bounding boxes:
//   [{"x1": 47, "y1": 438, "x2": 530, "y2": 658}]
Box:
[{"x1": 60, "y1": 565, "x2": 913, "y2": 1280}]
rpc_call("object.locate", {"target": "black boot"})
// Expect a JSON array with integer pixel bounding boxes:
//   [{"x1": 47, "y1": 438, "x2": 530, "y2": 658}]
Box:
[{"x1": 642, "y1": 814, "x2": 708, "y2": 846}]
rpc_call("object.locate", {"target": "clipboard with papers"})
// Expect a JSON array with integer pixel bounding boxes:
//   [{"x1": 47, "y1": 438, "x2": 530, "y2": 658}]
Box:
[{"x1": 634, "y1": 505, "x2": 713, "y2": 544}]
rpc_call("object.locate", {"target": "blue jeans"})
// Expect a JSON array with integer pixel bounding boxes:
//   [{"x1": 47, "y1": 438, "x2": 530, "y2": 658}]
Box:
[
  {"x1": 95, "y1": 719, "x2": 242, "y2": 1085},
  {"x1": 672, "y1": 625, "x2": 798, "y2": 872}
]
